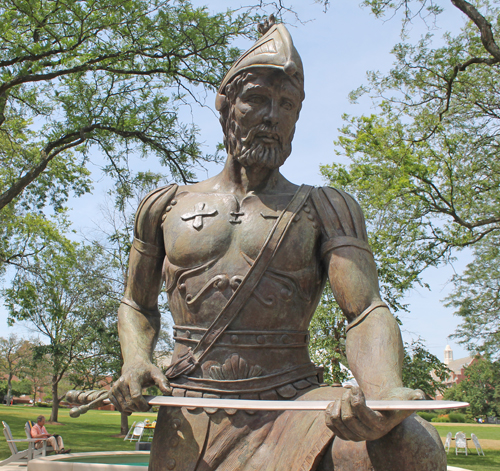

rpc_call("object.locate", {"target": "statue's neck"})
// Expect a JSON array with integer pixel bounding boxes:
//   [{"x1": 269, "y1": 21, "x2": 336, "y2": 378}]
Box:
[{"x1": 215, "y1": 154, "x2": 284, "y2": 198}]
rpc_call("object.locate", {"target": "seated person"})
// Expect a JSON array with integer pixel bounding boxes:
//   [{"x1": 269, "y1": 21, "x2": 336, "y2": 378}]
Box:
[{"x1": 31, "y1": 415, "x2": 70, "y2": 454}]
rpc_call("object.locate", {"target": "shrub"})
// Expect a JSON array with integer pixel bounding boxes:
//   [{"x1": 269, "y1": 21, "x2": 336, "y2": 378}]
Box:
[
  {"x1": 448, "y1": 412, "x2": 466, "y2": 423},
  {"x1": 432, "y1": 415, "x2": 451, "y2": 423},
  {"x1": 417, "y1": 412, "x2": 438, "y2": 421}
]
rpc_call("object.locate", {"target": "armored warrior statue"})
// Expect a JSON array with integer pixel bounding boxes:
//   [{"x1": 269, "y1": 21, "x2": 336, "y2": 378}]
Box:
[{"x1": 110, "y1": 19, "x2": 447, "y2": 471}]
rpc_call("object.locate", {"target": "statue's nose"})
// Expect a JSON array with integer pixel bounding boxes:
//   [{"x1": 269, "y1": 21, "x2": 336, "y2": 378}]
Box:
[{"x1": 263, "y1": 101, "x2": 279, "y2": 127}]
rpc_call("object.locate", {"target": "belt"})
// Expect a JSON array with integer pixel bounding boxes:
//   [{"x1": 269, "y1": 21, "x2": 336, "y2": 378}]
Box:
[
  {"x1": 173, "y1": 325, "x2": 310, "y2": 349},
  {"x1": 169, "y1": 362, "x2": 320, "y2": 395}
]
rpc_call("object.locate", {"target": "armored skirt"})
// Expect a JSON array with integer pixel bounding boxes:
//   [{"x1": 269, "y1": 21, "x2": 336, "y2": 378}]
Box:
[{"x1": 149, "y1": 385, "x2": 336, "y2": 471}]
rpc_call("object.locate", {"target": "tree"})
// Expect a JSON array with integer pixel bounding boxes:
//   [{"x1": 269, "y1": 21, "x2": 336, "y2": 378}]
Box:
[
  {"x1": 0, "y1": 336, "x2": 53, "y2": 404},
  {"x1": 0, "y1": 0, "x2": 253, "y2": 208},
  {"x1": 444, "y1": 356, "x2": 500, "y2": 418},
  {"x1": 0, "y1": 201, "x2": 73, "y2": 280},
  {"x1": 446, "y1": 236, "x2": 500, "y2": 359},
  {"x1": 21, "y1": 342, "x2": 52, "y2": 404},
  {"x1": 89, "y1": 179, "x2": 174, "y2": 434},
  {"x1": 308, "y1": 284, "x2": 349, "y2": 385},
  {"x1": 0, "y1": 378, "x2": 32, "y2": 398},
  {"x1": 308, "y1": 287, "x2": 452, "y2": 394},
  {"x1": 320, "y1": 0, "x2": 500, "y2": 352},
  {"x1": 0, "y1": 334, "x2": 32, "y2": 404},
  {"x1": 402, "y1": 338, "x2": 451, "y2": 398},
  {"x1": 3, "y1": 242, "x2": 120, "y2": 422},
  {"x1": 66, "y1": 321, "x2": 121, "y2": 392},
  {"x1": 0, "y1": 0, "x2": 261, "y2": 279}
]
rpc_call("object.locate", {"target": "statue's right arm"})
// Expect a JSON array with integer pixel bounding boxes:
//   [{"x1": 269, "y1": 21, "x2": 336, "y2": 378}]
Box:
[
  {"x1": 109, "y1": 184, "x2": 178, "y2": 413},
  {"x1": 314, "y1": 187, "x2": 423, "y2": 441}
]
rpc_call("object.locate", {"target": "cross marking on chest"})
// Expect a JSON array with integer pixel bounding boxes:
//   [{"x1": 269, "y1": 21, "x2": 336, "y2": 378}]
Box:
[
  {"x1": 181, "y1": 203, "x2": 217, "y2": 230},
  {"x1": 229, "y1": 211, "x2": 245, "y2": 224},
  {"x1": 260, "y1": 211, "x2": 279, "y2": 219}
]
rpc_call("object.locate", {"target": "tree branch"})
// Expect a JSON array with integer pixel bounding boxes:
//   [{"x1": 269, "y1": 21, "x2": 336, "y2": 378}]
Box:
[
  {"x1": 0, "y1": 130, "x2": 87, "y2": 210},
  {"x1": 451, "y1": 0, "x2": 500, "y2": 61},
  {"x1": 95, "y1": 125, "x2": 196, "y2": 184},
  {"x1": 0, "y1": 92, "x2": 7, "y2": 126},
  {"x1": 0, "y1": 37, "x2": 88, "y2": 68},
  {"x1": 0, "y1": 121, "x2": 199, "y2": 210},
  {"x1": 0, "y1": 40, "x2": 228, "y2": 96}
]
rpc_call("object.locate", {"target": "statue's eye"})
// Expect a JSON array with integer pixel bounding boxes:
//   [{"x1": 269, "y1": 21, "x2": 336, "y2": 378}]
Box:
[
  {"x1": 247, "y1": 94, "x2": 266, "y2": 104},
  {"x1": 281, "y1": 100, "x2": 294, "y2": 111}
]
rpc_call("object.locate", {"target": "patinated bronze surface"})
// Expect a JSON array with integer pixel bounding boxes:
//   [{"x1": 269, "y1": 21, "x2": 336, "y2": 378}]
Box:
[{"x1": 110, "y1": 18, "x2": 447, "y2": 471}]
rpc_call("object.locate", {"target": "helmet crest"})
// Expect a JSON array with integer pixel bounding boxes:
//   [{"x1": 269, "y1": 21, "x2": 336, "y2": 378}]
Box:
[{"x1": 216, "y1": 18, "x2": 304, "y2": 111}]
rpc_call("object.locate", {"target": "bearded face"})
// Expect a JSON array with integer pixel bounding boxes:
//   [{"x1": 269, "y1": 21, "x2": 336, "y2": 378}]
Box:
[
  {"x1": 225, "y1": 108, "x2": 294, "y2": 170},
  {"x1": 221, "y1": 70, "x2": 302, "y2": 170}
]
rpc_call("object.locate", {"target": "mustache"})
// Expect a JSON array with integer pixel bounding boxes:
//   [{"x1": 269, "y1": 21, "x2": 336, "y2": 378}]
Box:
[{"x1": 241, "y1": 124, "x2": 282, "y2": 147}]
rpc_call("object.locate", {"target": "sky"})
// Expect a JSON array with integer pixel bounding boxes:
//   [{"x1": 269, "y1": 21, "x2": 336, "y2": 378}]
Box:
[{"x1": 1, "y1": 1, "x2": 472, "y2": 362}]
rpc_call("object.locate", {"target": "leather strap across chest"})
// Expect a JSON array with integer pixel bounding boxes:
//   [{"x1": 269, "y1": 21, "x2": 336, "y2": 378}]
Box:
[{"x1": 165, "y1": 184, "x2": 314, "y2": 380}]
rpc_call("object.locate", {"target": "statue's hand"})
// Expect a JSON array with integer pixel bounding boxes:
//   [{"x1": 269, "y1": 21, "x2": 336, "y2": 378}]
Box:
[
  {"x1": 325, "y1": 386, "x2": 424, "y2": 442},
  {"x1": 109, "y1": 361, "x2": 172, "y2": 414}
]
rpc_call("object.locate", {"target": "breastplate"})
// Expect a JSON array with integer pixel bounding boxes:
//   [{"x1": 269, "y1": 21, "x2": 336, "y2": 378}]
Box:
[{"x1": 162, "y1": 189, "x2": 326, "y2": 387}]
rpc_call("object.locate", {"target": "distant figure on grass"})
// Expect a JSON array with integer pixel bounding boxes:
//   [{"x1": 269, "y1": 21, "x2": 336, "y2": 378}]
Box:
[{"x1": 31, "y1": 415, "x2": 70, "y2": 454}]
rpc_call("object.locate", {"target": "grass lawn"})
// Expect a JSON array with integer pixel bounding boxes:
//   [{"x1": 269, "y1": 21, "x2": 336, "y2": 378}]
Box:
[
  {"x1": 445, "y1": 450, "x2": 500, "y2": 471},
  {"x1": 433, "y1": 424, "x2": 500, "y2": 441},
  {"x1": 0, "y1": 404, "x2": 156, "y2": 460},
  {"x1": 433, "y1": 423, "x2": 500, "y2": 471}
]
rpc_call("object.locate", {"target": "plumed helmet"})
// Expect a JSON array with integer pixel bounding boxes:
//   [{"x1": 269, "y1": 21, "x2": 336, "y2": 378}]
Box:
[{"x1": 216, "y1": 16, "x2": 304, "y2": 111}]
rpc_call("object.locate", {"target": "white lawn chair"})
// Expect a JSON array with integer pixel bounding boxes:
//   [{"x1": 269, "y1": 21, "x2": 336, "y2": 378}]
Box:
[
  {"x1": 126, "y1": 421, "x2": 145, "y2": 442},
  {"x1": 1, "y1": 421, "x2": 47, "y2": 466},
  {"x1": 455, "y1": 431, "x2": 468, "y2": 456},
  {"x1": 124, "y1": 421, "x2": 136, "y2": 441},
  {"x1": 444, "y1": 432, "x2": 452, "y2": 453},
  {"x1": 471, "y1": 433, "x2": 485, "y2": 456}
]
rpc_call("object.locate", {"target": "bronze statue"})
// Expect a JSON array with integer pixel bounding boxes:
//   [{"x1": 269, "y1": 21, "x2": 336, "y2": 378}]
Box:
[{"x1": 110, "y1": 18, "x2": 447, "y2": 471}]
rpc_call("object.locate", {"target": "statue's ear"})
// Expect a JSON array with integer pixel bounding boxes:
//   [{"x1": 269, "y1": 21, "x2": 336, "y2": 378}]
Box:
[{"x1": 215, "y1": 93, "x2": 228, "y2": 112}]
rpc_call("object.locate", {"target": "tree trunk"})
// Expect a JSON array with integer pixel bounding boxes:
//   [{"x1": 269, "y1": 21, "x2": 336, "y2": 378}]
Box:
[
  {"x1": 6, "y1": 372, "x2": 13, "y2": 406},
  {"x1": 121, "y1": 412, "x2": 129, "y2": 436},
  {"x1": 49, "y1": 377, "x2": 59, "y2": 422}
]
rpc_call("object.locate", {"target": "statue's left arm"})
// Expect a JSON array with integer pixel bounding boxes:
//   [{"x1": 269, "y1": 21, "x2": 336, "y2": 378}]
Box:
[{"x1": 312, "y1": 187, "x2": 424, "y2": 442}]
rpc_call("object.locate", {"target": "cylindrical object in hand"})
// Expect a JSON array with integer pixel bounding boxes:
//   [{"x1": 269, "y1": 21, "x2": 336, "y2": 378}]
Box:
[
  {"x1": 65, "y1": 389, "x2": 109, "y2": 404},
  {"x1": 66, "y1": 390, "x2": 110, "y2": 417}
]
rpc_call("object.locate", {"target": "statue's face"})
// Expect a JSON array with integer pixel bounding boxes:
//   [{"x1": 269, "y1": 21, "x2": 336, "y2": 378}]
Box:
[{"x1": 226, "y1": 70, "x2": 302, "y2": 169}]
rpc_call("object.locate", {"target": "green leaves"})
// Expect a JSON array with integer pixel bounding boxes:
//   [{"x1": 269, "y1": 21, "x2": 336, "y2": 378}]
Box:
[
  {"x1": 0, "y1": 0, "x2": 253, "y2": 209},
  {"x1": 447, "y1": 237, "x2": 500, "y2": 359},
  {"x1": 2, "y1": 239, "x2": 126, "y2": 419},
  {"x1": 444, "y1": 356, "x2": 500, "y2": 418},
  {"x1": 309, "y1": 284, "x2": 349, "y2": 385},
  {"x1": 402, "y1": 338, "x2": 450, "y2": 398},
  {"x1": 321, "y1": 3, "x2": 500, "y2": 331},
  {"x1": 0, "y1": 0, "x2": 256, "y2": 276}
]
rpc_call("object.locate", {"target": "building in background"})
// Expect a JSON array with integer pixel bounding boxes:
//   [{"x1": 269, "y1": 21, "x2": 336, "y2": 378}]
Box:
[
  {"x1": 442, "y1": 345, "x2": 475, "y2": 388},
  {"x1": 433, "y1": 345, "x2": 476, "y2": 400}
]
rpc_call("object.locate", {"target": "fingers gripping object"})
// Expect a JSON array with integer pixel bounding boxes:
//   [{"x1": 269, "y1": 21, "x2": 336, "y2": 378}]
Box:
[
  {"x1": 326, "y1": 387, "x2": 390, "y2": 442},
  {"x1": 66, "y1": 390, "x2": 111, "y2": 418}
]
